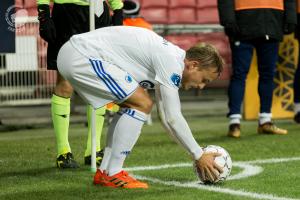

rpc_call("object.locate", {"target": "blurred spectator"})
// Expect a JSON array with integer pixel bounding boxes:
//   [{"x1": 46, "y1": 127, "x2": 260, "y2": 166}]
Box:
[
  {"x1": 37, "y1": 0, "x2": 123, "y2": 168},
  {"x1": 122, "y1": 0, "x2": 152, "y2": 30},
  {"x1": 217, "y1": 0, "x2": 296, "y2": 138},
  {"x1": 294, "y1": 0, "x2": 300, "y2": 123}
]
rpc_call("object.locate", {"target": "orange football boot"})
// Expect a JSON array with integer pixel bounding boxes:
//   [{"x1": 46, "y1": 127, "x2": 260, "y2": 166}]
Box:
[
  {"x1": 94, "y1": 170, "x2": 148, "y2": 189},
  {"x1": 94, "y1": 169, "x2": 110, "y2": 186}
]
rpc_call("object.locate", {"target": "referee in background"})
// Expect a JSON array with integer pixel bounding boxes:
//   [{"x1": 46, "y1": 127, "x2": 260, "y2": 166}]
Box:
[{"x1": 37, "y1": 0, "x2": 123, "y2": 168}]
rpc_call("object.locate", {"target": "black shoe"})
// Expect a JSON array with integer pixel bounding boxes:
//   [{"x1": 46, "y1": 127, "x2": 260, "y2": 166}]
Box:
[
  {"x1": 56, "y1": 152, "x2": 79, "y2": 169},
  {"x1": 84, "y1": 149, "x2": 104, "y2": 166},
  {"x1": 294, "y1": 112, "x2": 300, "y2": 123}
]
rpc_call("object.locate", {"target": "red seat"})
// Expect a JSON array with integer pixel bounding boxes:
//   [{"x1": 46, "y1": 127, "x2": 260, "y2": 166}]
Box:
[
  {"x1": 169, "y1": 0, "x2": 196, "y2": 8},
  {"x1": 141, "y1": 0, "x2": 168, "y2": 8},
  {"x1": 140, "y1": 8, "x2": 168, "y2": 24},
  {"x1": 15, "y1": 0, "x2": 24, "y2": 8},
  {"x1": 165, "y1": 34, "x2": 198, "y2": 50},
  {"x1": 197, "y1": 0, "x2": 217, "y2": 8},
  {"x1": 24, "y1": 0, "x2": 37, "y2": 8},
  {"x1": 26, "y1": 8, "x2": 38, "y2": 16},
  {"x1": 169, "y1": 8, "x2": 197, "y2": 24},
  {"x1": 197, "y1": 7, "x2": 219, "y2": 24},
  {"x1": 196, "y1": 32, "x2": 230, "y2": 56}
]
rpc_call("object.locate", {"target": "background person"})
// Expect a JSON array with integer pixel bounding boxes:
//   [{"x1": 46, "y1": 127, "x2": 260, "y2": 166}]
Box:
[
  {"x1": 37, "y1": 0, "x2": 124, "y2": 168},
  {"x1": 122, "y1": 0, "x2": 152, "y2": 30},
  {"x1": 217, "y1": 0, "x2": 296, "y2": 138}
]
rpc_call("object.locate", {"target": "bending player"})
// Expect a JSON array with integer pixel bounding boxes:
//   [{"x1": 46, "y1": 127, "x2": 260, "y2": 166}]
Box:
[{"x1": 57, "y1": 26, "x2": 224, "y2": 188}]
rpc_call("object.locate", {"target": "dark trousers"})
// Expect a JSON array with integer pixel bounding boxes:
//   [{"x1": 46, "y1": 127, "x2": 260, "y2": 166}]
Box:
[
  {"x1": 228, "y1": 39, "x2": 279, "y2": 116},
  {"x1": 294, "y1": 42, "x2": 300, "y2": 103}
]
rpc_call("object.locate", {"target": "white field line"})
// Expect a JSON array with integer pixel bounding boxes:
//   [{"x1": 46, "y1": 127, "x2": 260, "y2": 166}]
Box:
[
  {"x1": 126, "y1": 162, "x2": 263, "y2": 181},
  {"x1": 244, "y1": 157, "x2": 300, "y2": 164},
  {"x1": 227, "y1": 163, "x2": 263, "y2": 180},
  {"x1": 125, "y1": 163, "x2": 190, "y2": 172},
  {"x1": 134, "y1": 175, "x2": 300, "y2": 200},
  {"x1": 125, "y1": 157, "x2": 300, "y2": 200}
]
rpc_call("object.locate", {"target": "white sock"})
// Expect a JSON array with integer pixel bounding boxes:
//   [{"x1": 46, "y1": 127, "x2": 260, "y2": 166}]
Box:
[
  {"x1": 259, "y1": 113, "x2": 272, "y2": 125},
  {"x1": 99, "y1": 113, "x2": 122, "y2": 172},
  {"x1": 106, "y1": 108, "x2": 147, "y2": 176},
  {"x1": 229, "y1": 114, "x2": 241, "y2": 125},
  {"x1": 294, "y1": 103, "x2": 300, "y2": 113}
]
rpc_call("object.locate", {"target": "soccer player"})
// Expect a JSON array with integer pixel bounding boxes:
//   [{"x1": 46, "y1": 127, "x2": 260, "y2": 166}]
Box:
[
  {"x1": 37, "y1": 0, "x2": 124, "y2": 168},
  {"x1": 57, "y1": 26, "x2": 224, "y2": 188}
]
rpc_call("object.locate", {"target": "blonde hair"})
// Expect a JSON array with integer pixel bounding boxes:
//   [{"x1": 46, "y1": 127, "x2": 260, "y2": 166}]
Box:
[{"x1": 186, "y1": 43, "x2": 224, "y2": 76}]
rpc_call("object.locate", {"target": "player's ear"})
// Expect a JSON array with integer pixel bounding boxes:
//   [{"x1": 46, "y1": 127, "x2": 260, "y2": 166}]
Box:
[
  {"x1": 185, "y1": 59, "x2": 199, "y2": 70},
  {"x1": 190, "y1": 60, "x2": 200, "y2": 71}
]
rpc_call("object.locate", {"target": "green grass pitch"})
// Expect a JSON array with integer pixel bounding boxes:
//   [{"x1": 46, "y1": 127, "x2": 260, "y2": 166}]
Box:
[{"x1": 0, "y1": 115, "x2": 299, "y2": 200}]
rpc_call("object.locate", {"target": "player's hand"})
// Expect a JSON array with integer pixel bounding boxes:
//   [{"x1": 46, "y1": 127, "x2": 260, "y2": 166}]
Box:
[
  {"x1": 196, "y1": 152, "x2": 223, "y2": 182},
  {"x1": 112, "y1": 9, "x2": 123, "y2": 25},
  {"x1": 224, "y1": 23, "x2": 240, "y2": 42},
  {"x1": 283, "y1": 23, "x2": 296, "y2": 34},
  {"x1": 37, "y1": 4, "x2": 56, "y2": 43}
]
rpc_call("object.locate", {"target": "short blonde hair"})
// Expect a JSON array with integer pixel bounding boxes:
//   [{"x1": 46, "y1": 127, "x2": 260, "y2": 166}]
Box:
[{"x1": 186, "y1": 43, "x2": 224, "y2": 76}]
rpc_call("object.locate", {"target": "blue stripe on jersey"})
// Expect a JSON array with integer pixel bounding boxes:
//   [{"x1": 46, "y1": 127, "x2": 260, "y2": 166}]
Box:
[
  {"x1": 97, "y1": 60, "x2": 127, "y2": 97},
  {"x1": 89, "y1": 59, "x2": 122, "y2": 100}
]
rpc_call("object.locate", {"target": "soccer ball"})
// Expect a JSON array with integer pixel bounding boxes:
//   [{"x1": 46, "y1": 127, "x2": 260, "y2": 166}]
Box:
[{"x1": 194, "y1": 145, "x2": 232, "y2": 184}]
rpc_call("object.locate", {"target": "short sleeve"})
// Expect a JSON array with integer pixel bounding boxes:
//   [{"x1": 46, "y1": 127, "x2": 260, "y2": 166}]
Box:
[{"x1": 152, "y1": 48, "x2": 184, "y2": 90}]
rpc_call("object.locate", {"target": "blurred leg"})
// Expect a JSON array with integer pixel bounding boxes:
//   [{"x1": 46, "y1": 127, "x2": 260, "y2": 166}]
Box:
[
  {"x1": 228, "y1": 41, "x2": 254, "y2": 117},
  {"x1": 52, "y1": 73, "x2": 74, "y2": 156},
  {"x1": 256, "y1": 41, "x2": 279, "y2": 123}
]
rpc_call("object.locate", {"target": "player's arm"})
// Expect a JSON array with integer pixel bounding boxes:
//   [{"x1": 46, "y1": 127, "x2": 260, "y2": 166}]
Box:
[
  {"x1": 155, "y1": 85, "x2": 223, "y2": 181},
  {"x1": 37, "y1": 0, "x2": 56, "y2": 43}
]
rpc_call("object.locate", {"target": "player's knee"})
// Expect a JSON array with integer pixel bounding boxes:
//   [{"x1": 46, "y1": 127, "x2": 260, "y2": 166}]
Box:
[
  {"x1": 54, "y1": 80, "x2": 73, "y2": 98},
  {"x1": 140, "y1": 97, "x2": 153, "y2": 114}
]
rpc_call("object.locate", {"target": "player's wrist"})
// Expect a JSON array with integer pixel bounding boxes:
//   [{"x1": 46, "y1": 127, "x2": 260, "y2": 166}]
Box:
[{"x1": 193, "y1": 146, "x2": 204, "y2": 160}]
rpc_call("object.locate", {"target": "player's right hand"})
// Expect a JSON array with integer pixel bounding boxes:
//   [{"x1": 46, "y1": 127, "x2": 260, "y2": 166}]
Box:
[
  {"x1": 196, "y1": 152, "x2": 223, "y2": 182},
  {"x1": 37, "y1": 4, "x2": 56, "y2": 43}
]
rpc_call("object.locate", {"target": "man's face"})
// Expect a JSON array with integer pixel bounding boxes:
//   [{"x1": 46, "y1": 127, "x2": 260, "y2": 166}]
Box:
[{"x1": 182, "y1": 60, "x2": 219, "y2": 90}]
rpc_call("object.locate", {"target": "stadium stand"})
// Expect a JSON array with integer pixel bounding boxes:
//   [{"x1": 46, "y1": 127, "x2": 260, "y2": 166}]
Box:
[
  {"x1": 197, "y1": 7, "x2": 219, "y2": 24},
  {"x1": 0, "y1": 0, "x2": 230, "y2": 106},
  {"x1": 140, "y1": 0, "x2": 169, "y2": 8},
  {"x1": 165, "y1": 34, "x2": 199, "y2": 50},
  {"x1": 23, "y1": 0, "x2": 38, "y2": 16},
  {"x1": 169, "y1": 0, "x2": 197, "y2": 7},
  {"x1": 197, "y1": 0, "x2": 217, "y2": 8},
  {"x1": 169, "y1": 8, "x2": 197, "y2": 24},
  {"x1": 140, "y1": 8, "x2": 169, "y2": 24},
  {"x1": 15, "y1": 0, "x2": 23, "y2": 8}
]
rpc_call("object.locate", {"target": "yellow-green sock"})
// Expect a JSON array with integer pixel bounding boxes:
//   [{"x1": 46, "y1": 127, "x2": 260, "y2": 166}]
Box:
[
  {"x1": 51, "y1": 94, "x2": 71, "y2": 157},
  {"x1": 85, "y1": 105, "x2": 106, "y2": 157}
]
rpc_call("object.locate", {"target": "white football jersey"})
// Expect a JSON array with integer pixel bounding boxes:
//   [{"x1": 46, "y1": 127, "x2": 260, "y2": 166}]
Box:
[{"x1": 70, "y1": 26, "x2": 185, "y2": 90}]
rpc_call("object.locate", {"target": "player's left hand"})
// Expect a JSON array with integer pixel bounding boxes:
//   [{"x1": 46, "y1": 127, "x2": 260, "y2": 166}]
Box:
[
  {"x1": 112, "y1": 9, "x2": 123, "y2": 25},
  {"x1": 37, "y1": 4, "x2": 56, "y2": 43},
  {"x1": 196, "y1": 152, "x2": 223, "y2": 182}
]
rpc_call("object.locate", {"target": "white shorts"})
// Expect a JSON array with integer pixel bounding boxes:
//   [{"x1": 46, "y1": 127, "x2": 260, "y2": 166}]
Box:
[{"x1": 57, "y1": 41, "x2": 139, "y2": 109}]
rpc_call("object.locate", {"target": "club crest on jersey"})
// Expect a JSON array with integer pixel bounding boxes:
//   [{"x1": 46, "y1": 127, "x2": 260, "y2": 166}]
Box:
[
  {"x1": 139, "y1": 80, "x2": 155, "y2": 89},
  {"x1": 125, "y1": 75, "x2": 133, "y2": 83},
  {"x1": 170, "y1": 73, "x2": 181, "y2": 87}
]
